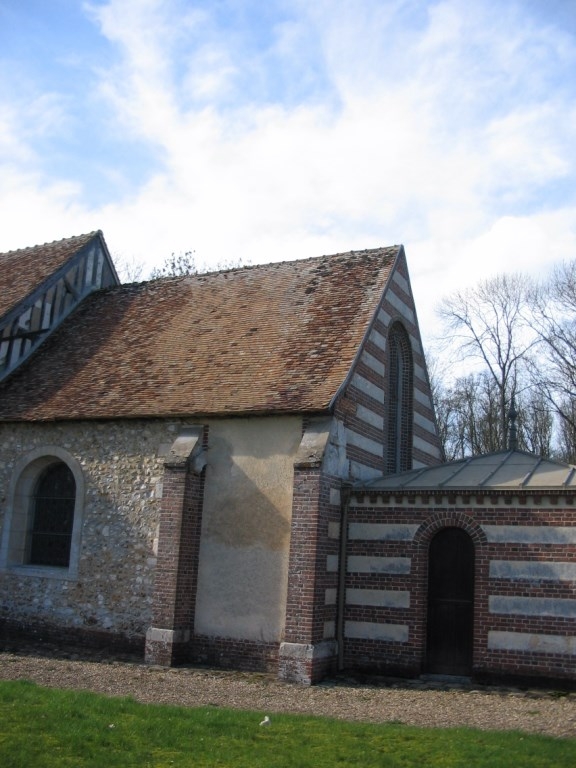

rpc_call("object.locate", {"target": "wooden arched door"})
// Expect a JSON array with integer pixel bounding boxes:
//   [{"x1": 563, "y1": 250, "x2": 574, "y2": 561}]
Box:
[{"x1": 426, "y1": 527, "x2": 475, "y2": 676}]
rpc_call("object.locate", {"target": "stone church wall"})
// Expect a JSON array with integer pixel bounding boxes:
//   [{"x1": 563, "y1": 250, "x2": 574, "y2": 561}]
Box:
[
  {"x1": 192, "y1": 416, "x2": 302, "y2": 645},
  {"x1": 0, "y1": 415, "x2": 305, "y2": 662},
  {"x1": 0, "y1": 419, "x2": 179, "y2": 647}
]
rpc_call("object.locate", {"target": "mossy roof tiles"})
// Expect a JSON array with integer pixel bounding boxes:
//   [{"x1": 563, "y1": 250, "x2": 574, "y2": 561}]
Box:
[
  {"x1": 0, "y1": 246, "x2": 399, "y2": 421},
  {"x1": 0, "y1": 232, "x2": 99, "y2": 319}
]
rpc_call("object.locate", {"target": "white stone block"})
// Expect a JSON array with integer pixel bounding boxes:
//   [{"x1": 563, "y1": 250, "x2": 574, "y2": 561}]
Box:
[
  {"x1": 490, "y1": 561, "x2": 576, "y2": 581},
  {"x1": 347, "y1": 556, "x2": 411, "y2": 574},
  {"x1": 346, "y1": 588, "x2": 410, "y2": 608},
  {"x1": 345, "y1": 620, "x2": 409, "y2": 643},
  {"x1": 348, "y1": 523, "x2": 419, "y2": 541},
  {"x1": 488, "y1": 630, "x2": 576, "y2": 655}
]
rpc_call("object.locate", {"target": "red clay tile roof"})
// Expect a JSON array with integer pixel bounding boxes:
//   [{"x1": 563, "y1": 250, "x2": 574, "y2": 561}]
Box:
[
  {"x1": 0, "y1": 246, "x2": 400, "y2": 421},
  {"x1": 0, "y1": 232, "x2": 99, "y2": 319}
]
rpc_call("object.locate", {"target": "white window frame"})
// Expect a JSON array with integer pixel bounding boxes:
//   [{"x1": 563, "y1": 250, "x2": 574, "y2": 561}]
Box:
[{"x1": 0, "y1": 446, "x2": 85, "y2": 580}]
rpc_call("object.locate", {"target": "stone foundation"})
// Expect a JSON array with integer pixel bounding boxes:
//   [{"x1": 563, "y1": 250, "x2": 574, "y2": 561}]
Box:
[
  {"x1": 0, "y1": 616, "x2": 144, "y2": 658},
  {"x1": 277, "y1": 640, "x2": 338, "y2": 685}
]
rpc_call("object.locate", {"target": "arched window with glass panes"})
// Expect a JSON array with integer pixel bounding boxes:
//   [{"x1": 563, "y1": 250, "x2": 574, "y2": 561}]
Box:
[
  {"x1": 0, "y1": 448, "x2": 84, "y2": 578},
  {"x1": 386, "y1": 322, "x2": 413, "y2": 474},
  {"x1": 28, "y1": 462, "x2": 76, "y2": 568}
]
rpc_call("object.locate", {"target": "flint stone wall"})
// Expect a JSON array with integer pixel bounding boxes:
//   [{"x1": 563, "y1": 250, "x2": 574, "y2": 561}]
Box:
[{"x1": 0, "y1": 419, "x2": 189, "y2": 642}]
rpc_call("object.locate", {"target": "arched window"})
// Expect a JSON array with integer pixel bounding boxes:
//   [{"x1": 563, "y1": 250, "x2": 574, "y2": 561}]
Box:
[
  {"x1": 0, "y1": 447, "x2": 85, "y2": 578},
  {"x1": 28, "y1": 462, "x2": 75, "y2": 568},
  {"x1": 386, "y1": 322, "x2": 413, "y2": 474}
]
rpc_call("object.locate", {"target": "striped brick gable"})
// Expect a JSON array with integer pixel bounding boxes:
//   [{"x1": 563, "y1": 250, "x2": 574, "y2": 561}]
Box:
[{"x1": 331, "y1": 246, "x2": 441, "y2": 480}]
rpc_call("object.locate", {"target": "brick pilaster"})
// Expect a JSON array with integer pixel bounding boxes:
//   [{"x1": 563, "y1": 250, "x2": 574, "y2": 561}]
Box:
[
  {"x1": 145, "y1": 427, "x2": 206, "y2": 666},
  {"x1": 278, "y1": 458, "x2": 340, "y2": 684}
]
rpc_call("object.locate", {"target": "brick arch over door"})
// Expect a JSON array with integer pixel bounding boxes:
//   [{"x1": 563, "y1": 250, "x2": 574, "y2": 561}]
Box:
[
  {"x1": 412, "y1": 512, "x2": 487, "y2": 676},
  {"x1": 415, "y1": 512, "x2": 487, "y2": 548},
  {"x1": 386, "y1": 321, "x2": 413, "y2": 474}
]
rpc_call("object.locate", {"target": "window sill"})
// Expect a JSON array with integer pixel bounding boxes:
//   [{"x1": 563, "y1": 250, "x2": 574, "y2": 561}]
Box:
[{"x1": 3, "y1": 564, "x2": 78, "y2": 581}]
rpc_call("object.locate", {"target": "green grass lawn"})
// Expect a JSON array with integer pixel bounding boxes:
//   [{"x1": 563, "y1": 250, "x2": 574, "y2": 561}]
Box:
[{"x1": 0, "y1": 679, "x2": 573, "y2": 767}]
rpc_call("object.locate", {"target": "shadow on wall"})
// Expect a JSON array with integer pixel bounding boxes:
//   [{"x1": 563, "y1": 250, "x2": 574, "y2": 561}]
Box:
[{"x1": 193, "y1": 421, "x2": 301, "y2": 643}]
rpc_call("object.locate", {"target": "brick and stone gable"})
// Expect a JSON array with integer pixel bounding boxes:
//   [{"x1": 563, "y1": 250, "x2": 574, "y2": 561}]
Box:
[{"x1": 330, "y1": 246, "x2": 442, "y2": 482}]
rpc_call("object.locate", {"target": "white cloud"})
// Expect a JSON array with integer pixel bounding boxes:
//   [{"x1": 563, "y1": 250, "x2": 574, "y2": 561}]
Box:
[
  {"x1": 0, "y1": 167, "x2": 90, "y2": 248},
  {"x1": 0, "y1": 104, "x2": 32, "y2": 164},
  {"x1": 1, "y1": 0, "x2": 575, "y2": 349},
  {"x1": 0, "y1": 88, "x2": 69, "y2": 168}
]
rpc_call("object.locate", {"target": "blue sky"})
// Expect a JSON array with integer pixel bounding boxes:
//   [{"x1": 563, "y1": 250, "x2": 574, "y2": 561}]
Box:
[{"x1": 1, "y1": 0, "x2": 576, "y2": 345}]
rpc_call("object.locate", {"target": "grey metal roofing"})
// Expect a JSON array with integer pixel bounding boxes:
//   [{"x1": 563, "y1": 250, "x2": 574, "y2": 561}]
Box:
[{"x1": 358, "y1": 450, "x2": 576, "y2": 491}]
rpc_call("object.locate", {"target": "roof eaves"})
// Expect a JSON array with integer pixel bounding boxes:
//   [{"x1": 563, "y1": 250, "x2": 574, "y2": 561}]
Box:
[
  {"x1": 355, "y1": 483, "x2": 576, "y2": 496},
  {"x1": 0, "y1": 404, "x2": 332, "y2": 425}
]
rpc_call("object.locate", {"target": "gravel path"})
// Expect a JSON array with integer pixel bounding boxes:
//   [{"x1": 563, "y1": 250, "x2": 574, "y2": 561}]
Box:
[{"x1": 0, "y1": 649, "x2": 575, "y2": 740}]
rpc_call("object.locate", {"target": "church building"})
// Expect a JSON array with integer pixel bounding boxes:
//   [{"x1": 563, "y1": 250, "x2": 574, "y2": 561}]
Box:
[{"x1": 0, "y1": 231, "x2": 574, "y2": 686}]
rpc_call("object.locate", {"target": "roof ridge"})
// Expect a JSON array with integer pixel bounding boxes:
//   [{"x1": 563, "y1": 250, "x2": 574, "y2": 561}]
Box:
[
  {"x1": 138, "y1": 245, "x2": 402, "y2": 285},
  {"x1": 0, "y1": 231, "x2": 99, "y2": 258}
]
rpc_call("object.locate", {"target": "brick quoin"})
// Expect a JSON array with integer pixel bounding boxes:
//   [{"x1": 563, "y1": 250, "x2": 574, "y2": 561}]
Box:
[{"x1": 283, "y1": 467, "x2": 323, "y2": 643}]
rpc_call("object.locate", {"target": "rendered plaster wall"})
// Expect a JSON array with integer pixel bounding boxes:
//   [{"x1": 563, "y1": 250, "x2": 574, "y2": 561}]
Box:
[
  {"x1": 193, "y1": 416, "x2": 302, "y2": 643},
  {"x1": 0, "y1": 419, "x2": 180, "y2": 641}
]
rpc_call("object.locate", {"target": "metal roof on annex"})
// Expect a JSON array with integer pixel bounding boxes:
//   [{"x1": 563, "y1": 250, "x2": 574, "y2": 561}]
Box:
[{"x1": 358, "y1": 450, "x2": 576, "y2": 491}]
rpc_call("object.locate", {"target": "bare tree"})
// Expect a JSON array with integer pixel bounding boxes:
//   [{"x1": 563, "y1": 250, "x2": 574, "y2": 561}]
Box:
[
  {"x1": 529, "y1": 260, "x2": 576, "y2": 439},
  {"x1": 553, "y1": 397, "x2": 576, "y2": 463},
  {"x1": 149, "y1": 251, "x2": 197, "y2": 279},
  {"x1": 113, "y1": 253, "x2": 145, "y2": 283},
  {"x1": 426, "y1": 354, "x2": 450, "y2": 462},
  {"x1": 458, "y1": 373, "x2": 500, "y2": 456},
  {"x1": 436, "y1": 272, "x2": 537, "y2": 449},
  {"x1": 430, "y1": 371, "x2": 499, "y2": 460},
  {"x1": 432, "y1": 367, "x2": 556, "y2": 460},
  {"x1": 147, "y1": 251, "x2": 249, "y2": 279},
  {"x1": 515, "y1": 388, "x2": 554, "y2": 457}
]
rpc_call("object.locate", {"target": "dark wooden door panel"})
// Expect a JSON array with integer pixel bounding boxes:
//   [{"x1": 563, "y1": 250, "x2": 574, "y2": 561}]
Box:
[{"x1": 426, "y1": 528, "x2": 474, "y2": 676}]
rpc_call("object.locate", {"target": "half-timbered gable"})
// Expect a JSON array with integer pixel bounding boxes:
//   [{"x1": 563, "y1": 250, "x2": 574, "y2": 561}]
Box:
[{"x1": 0, "y1": 232, "x2": 118, "y2": 382}]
